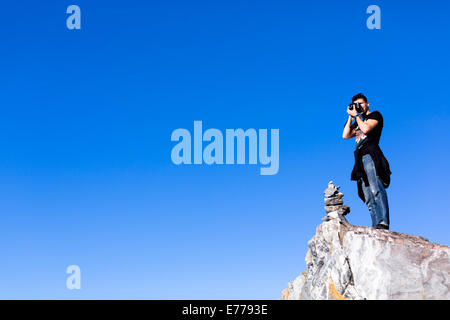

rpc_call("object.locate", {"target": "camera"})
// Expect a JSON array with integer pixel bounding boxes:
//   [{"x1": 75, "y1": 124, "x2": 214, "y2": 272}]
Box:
[{"x1": 348, "y1": 102, "x2": 363, "y2": 114}]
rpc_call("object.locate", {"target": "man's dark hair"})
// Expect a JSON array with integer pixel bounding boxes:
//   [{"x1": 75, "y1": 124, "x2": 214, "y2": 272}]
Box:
[{"x1": 352, "y1": 93, "x2": 368, "y2": 103}]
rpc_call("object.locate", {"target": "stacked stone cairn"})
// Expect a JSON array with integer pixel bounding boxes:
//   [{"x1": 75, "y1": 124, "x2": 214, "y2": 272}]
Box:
[{"x1": 322, "y1": 181, "x2": 350, "y2": 225}]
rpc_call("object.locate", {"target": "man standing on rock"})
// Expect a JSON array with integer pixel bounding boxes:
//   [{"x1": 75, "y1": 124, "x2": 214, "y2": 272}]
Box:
[{"x1": 342, "y1": 93, "x2": 392, "y2": 230}]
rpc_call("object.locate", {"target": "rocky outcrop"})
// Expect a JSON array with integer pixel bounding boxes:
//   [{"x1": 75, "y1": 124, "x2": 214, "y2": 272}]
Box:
[{"x1": 281, "y1": 182, "x2": 450, "y2": 300}]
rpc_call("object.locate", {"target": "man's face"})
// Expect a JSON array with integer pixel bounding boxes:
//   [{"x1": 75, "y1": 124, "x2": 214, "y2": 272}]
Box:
[{"x1": 354, "y1": 98, "x2": 369, "y2": 113}]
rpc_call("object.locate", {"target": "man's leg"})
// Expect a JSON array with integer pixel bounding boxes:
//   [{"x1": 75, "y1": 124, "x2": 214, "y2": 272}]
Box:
[
  {"x1": 375, "y1": 174, "x2": 390, "y2": 226},
  {"x1": 361, "y1": 154, "x2": 390, "y2": 228},
  {"x1": 360, "y1": 177, "x2": 378, "y2": 227}
]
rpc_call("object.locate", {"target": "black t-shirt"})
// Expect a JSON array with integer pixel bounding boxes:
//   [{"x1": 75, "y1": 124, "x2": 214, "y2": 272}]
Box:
[
  {"x1": 349, "y1": 111, "x2": 383, "y2": 154},
  {"x1": 345, "y1": 110, "x2": 391, "y2": 199},
  {"x1": 344, "y1": 111, "x2": 392, "y2": 198}
]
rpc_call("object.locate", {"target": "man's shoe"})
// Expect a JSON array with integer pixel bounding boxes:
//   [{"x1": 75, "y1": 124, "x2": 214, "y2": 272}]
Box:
[{"x1": 375, "y1": 224, "x2": 389, "y2": 230}]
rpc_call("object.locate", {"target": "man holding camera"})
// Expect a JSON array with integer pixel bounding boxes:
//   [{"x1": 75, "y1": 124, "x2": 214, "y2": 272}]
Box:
[{"x1": 342, "y1": 93, "x2": 391, "y2": 230}]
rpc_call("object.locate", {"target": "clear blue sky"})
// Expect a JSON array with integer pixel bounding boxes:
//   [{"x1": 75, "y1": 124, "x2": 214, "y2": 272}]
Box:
[{"x1": 1, "y1": 0, "x2": 449, "y2": 299}]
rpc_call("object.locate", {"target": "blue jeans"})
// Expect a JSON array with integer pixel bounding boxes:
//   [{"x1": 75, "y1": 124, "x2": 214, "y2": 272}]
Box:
[{"x1": 361, "y1": 154, "x2": 390, "y2": 227}]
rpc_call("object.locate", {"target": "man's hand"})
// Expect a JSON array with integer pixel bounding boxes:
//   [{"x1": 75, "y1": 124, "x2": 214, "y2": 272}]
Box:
[
  {"x1": 343, "y1": 107, "x2": 357, "y2": 139},
  {"x1": 347, "y1": 105, "x2": 357, "y2": 117}
]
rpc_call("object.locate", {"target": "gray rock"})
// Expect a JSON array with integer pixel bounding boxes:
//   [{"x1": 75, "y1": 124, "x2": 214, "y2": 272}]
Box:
[
  {"x1": 338, "y1": 205, "x2": 350, "y2": 216},
  {"x1": 324, "y1": 197, "x2": 344, "y2": 206},
  {"x1": 325, "y1": 205, "x2": 343, "y2": 213},
  {"x1": 331, "y1": 192, "x2": 344, "y2": 199},
  {"x1": 323, "y1": 181, "x2": 340, "y2": 198},
  {"x1": 327, "y1": 211, "x2": 339, "y2": 219},
  {"x1": 281, "y1": 219, "x2": 450, "y2": 300}
]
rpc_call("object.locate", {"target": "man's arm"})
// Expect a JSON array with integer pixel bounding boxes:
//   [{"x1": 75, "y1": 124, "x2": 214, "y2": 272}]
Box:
[
  {"x1": 342, "y1": 115, "x2": 356, "y2": 139},
  {"x1": 354, "y1": 116, "x2": 378, "y2": 134}
]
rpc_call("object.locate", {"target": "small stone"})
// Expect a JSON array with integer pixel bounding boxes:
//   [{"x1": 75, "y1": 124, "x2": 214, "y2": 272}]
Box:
[
  {"x1": 324, "y1": 197, "x2": 344, "y2": 206},
  {"x1": 323, "y1": 181, "x2": 340, "y2": 197},
  {"x1": 327, "y1": 211, "x2": 339, "y2": 219},
  {"x1": 330, "y1": 192, "x2": 344, "y2": 199},
  {"x1": 338, "y1": 205, "x2": 350, "y2": 216},
  {"x1": 325, "y1": 205, "x2": 343, "y2": 213}
]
